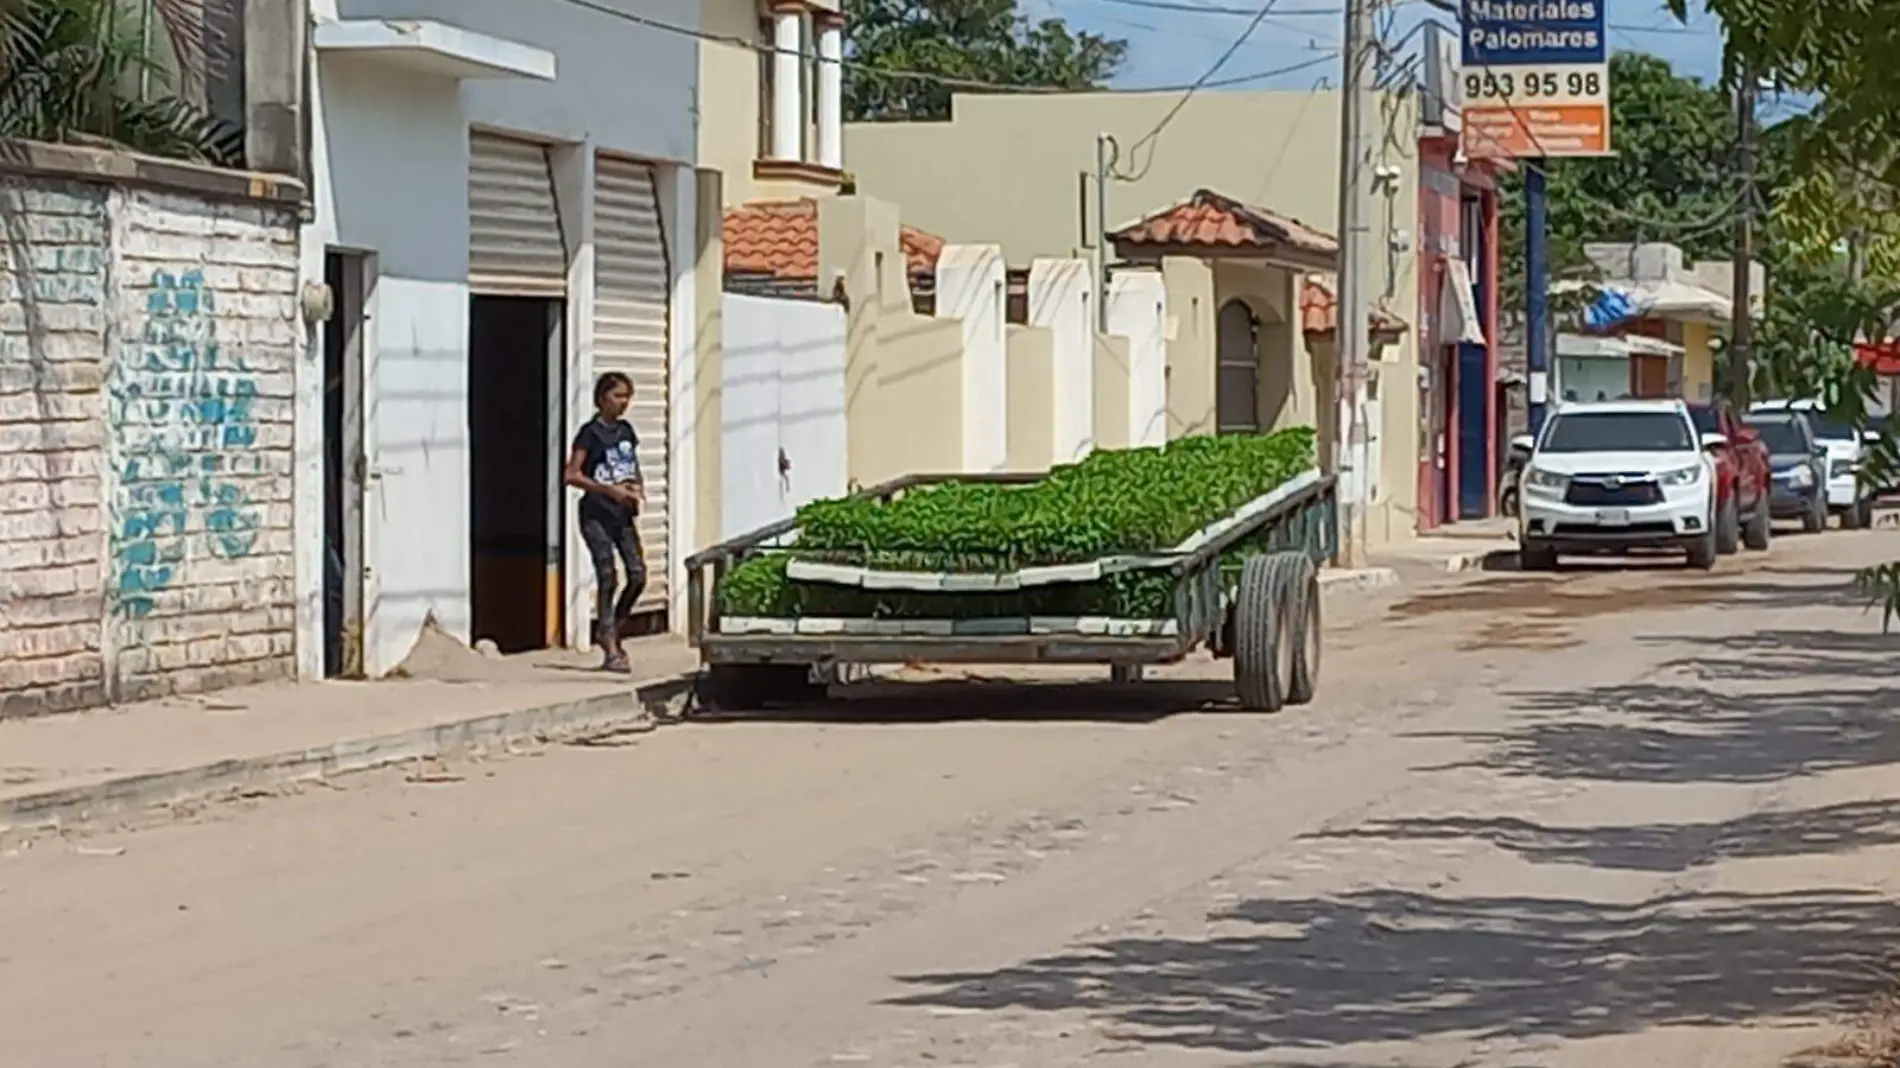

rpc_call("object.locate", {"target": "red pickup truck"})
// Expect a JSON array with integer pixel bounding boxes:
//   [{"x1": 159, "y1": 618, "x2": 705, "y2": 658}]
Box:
[{"x1": 1686, "y1": 401, "x2": 1772, "y2": 553}]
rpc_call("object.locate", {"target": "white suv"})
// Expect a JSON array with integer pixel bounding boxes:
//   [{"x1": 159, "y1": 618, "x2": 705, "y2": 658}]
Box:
[
  {"x1": 1749, "y1": 398, "x2": 1877, "y2": 528},
  {"x1": 1513, "y1": 399, "x2": 1722, "y2": 571}
]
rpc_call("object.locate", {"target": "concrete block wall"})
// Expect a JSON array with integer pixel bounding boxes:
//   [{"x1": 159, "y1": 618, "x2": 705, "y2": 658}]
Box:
[
  {"x1": 0, "y1": 167, "x2": 300, "y2": 717},
  {"x1": 0, "y1": 179, "x2": 111, "y2": 716}
]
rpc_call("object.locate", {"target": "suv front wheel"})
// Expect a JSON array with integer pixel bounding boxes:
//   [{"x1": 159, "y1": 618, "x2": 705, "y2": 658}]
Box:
[
  {"x1": 1714, "y1": 494, "x2": 1741, "y2": 555},
  {"x1": 1686, "y1": 523, "x2": 1719, "y2": 570}
]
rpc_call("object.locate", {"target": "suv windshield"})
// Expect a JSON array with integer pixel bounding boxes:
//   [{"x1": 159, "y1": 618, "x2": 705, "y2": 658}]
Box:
[
  {"x1": 1542, "y1": 411, "x2": 1696, "y2": 453},
  {"x1": 1805, "y1": 412, "x2": 1856, "y2": 442},
  {"x1": 1686, "y1": 405, "x2": 1720, "y2": 434},
  {"x1": 1747, "y1": 417, "x2": 1809, "y2": 455}
]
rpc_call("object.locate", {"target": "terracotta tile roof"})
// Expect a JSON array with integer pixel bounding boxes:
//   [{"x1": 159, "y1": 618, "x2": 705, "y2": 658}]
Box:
[
  {"x1": 1109, "y1": 188, "x2": 1338, "y2": 259},
  {"x1": 723, "y1": 198, "x2": 945, "y2": 282},
  {"x1": 1299, "y1": 274, "x2": 1408, "y2": 337}
]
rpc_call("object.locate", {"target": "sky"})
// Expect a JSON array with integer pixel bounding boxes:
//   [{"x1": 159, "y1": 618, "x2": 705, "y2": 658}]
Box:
[{"x1": 1033, "y1": 0, "x2": 1763, "y2": 105}]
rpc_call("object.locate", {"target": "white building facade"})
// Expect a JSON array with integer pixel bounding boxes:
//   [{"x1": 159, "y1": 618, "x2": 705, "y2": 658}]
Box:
[{"x1": 297, "y1": 0, "x2": 704, "y2": 678}]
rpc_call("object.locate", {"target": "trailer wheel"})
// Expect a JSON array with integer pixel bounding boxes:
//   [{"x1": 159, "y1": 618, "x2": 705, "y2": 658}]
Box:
[
  {"x1": 698, "y1": 663, "x2": 824, "y2": 712},
  {"x1": 1233, "y1": 554, "x2": 1289, "y2": 712},
  {"x1": 1280, "y1": 553, "x2": 1321, "y2": 705}
]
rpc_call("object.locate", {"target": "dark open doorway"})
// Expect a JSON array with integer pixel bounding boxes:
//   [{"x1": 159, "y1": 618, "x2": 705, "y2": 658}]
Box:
[
  {"x1": 322, "y1": 249, "x2": 369, "y2": 678},
  {"x1": 468, "y1": 296, "x2": 564, "y2": 654}
]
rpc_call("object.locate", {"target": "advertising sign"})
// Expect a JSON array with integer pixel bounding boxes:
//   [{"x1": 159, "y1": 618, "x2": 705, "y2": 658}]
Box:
[{"x1": 1459, "y1": 0, "x2": 1613, "y2": 158}]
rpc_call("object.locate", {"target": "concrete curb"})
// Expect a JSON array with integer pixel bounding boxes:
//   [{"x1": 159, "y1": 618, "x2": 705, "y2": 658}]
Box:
[
  {"x1": 1445, "y1": 548, "x2": 1518, "y2": 574},
  {"x1": 0, "y1": 674, "x2": 698, "y2": 835},
  {"x1": 1319, "y1": 566, "x2": 1402, "y2": 592}
]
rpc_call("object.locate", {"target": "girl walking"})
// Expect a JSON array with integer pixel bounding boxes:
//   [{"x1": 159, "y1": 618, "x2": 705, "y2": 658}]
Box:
[{"x1": 564, "y1": 372, "x2": 648, "y2": 672}]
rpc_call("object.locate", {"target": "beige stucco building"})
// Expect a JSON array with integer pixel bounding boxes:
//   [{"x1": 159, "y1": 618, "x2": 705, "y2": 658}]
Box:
[
  {"x1": 698, "y1": 0, "x2": 850, "y2": 205},
  {"x1": 1568, "y1": 242, "x2": 1764, "y2": 403},
  {"x1": 687, "y1": 0, "x2": 981, "y2": 543},
  {"x1": 846, "y1": 90, "x2": 1424, "y2": 546}
]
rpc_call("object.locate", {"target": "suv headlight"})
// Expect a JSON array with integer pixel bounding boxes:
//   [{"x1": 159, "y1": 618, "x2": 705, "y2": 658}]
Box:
[
  {"x1": 1830, "y1": 458, "x2": 1857, "y2": 480},
  {"x1": 1787, "y1": 465, "x2": 1815, "y2": 487},
  {"x1": 1658, "y1": 465, "x2": 1703, "y2": 487},
  {"x1": 1524, "y1": 467, "x2": 1566, "y2": 490}
]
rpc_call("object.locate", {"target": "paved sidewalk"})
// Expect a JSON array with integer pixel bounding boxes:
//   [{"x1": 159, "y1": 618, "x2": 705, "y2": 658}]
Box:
[
  {"x1": 0, "y1": 572, "x2": 1413, "y2": 837},
  {"x1": 1373, "y1": 529, "x2": 1519, "y2": 577},
  {"x1": 0, "y1": 636, "x2": 698, "y2": 834}
]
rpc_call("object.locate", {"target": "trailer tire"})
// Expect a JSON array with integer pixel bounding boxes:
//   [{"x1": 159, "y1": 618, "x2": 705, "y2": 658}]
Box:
[
  {"x1": 1233, "y1": 554, "x2": 1290, "y2": 712},
  {"x1": 699, "y1": 663, "x2": 823, "y2": 712},
  {"x1": 1281, "y1": 554, "x2": 1321, "y2": 706}
]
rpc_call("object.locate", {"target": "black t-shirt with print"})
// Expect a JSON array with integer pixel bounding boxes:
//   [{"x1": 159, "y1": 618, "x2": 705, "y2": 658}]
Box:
[{"x1": 573, "y1": 418, "x2": 641, "y2": 524}]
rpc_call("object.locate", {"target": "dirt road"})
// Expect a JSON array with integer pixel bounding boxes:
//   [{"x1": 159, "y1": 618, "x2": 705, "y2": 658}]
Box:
[{"x1": 7, "y1": 533, "x2": 1900, "y2": 1067}]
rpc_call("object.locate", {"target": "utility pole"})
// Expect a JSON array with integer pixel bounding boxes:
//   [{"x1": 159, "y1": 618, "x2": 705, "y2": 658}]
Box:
[
  {"x1": 1335, "y1": 0, "x2": 1376, "y2": 567},
  {"x1": 1729, "y1": 71, "x2": 1756, "y2": 410},
  {"x1": 1525, "y1": 166, "x2": 1549, "y2": 437},
  {"x1": 1095, "y1": 133, "x2": 1111, "y2": 332}
]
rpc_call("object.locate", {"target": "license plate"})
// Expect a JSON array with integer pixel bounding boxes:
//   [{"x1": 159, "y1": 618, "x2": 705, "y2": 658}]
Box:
[{"x1": 1595, "y1": 508, "x2": 1631, "y2": 526}]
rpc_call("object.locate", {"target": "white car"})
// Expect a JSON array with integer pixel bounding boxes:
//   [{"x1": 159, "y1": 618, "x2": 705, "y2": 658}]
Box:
[
  {"x1": 1512, "y1": 399, "x2": 1722, "y2": 571},
  {"x1": 1748, "y1": 398, "x2": 1878, "y2": 528}
]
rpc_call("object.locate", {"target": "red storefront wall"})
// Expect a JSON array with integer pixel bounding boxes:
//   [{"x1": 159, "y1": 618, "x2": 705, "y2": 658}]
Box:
[{"x1": 1416, "y1": 137, "x2": 1502, "y2": 529}]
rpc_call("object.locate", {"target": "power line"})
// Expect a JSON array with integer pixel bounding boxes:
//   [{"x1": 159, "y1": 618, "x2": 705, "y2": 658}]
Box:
[
  {"x1": 1085, "y1": 0, "x2": 1342, "y2": 15},
  {"x1": 1076, "y1": 0, "x2": 1723, "y2": 37},
  {"x1": 1057, "y1": 1, "x2": 1341, "y2": 46},
  {"x1": 1111, "y1": 0, "x2": 1304, "y2": 181},
  {"x1": 544, "y1": 0, "x2": 1323, "y2": 96}
]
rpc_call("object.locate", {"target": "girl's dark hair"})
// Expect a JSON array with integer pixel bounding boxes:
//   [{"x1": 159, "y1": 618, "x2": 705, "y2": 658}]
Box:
[{"x1": 593, "y1": 371, "x2": 634, "y2": 403}]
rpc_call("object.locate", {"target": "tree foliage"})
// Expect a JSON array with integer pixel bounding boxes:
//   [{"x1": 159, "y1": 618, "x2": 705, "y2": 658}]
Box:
[
  {"x1": 1496, "y1": 52, "x2": 1737, "y2": 308},
  {"x1": 1748, "y1": 121, "x2": 1900, "y2": 404},
  {"x1": 843, "y1": 0, "x2": 1128, "y2": 122},
  {"x1": 1676, "y1": 0, "x2": 1900, "y2": 179},
  {"x1": 0, "y1": 0, "x2": 236, "y2": 164},
  {"x1": 1662, "y1": 0, "x2": 1900, "y2": 620}
]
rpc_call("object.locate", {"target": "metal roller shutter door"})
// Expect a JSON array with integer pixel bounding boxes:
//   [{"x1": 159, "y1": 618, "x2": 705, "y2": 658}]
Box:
[
  {"x1": 469, "y1": 132, "x2": 567, "y2": 297},
  {"x1": 592, "y1": 154, "x2": 671, "y2": 616}
]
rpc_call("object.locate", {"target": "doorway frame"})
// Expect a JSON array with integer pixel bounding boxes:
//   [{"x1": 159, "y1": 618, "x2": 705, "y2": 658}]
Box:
[
  {"x1": 323, "y1": 246, "x2": 375, "y2": 677},
  {"x1": 542, "y1": 300, "x2": 566, "y2": 650}
]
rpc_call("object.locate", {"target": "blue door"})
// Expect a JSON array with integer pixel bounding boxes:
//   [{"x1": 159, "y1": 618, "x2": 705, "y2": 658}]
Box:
[
  {"x1": 1456, "y1": 195, "x2": 1491, "y2": 519},
  {"x1": 1457, "y1": 342, "x2": 1489, "y2": 517}
]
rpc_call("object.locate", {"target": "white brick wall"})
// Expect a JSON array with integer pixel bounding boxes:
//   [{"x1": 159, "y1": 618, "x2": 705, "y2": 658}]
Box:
[
  {"x1": 0, "y1": 175, "x2": 300, "y2": 717},
  {"x1": 0, "y1": 179, "x2": 111, "y2": 716}
]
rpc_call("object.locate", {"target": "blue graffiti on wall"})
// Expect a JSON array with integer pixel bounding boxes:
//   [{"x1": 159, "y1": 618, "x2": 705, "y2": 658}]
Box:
[{"x1": 110, "y1": 269, "x2": 262, "y2": 618}]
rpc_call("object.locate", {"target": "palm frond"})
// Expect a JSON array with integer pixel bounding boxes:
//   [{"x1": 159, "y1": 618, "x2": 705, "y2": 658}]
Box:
[{"x1": 0, "y1": 0, "x2": 239, "y2": 164}]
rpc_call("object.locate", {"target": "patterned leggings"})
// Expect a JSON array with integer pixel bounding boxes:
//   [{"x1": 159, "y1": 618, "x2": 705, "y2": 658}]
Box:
[{"x1": 579, "y1": 514, "x2": 647, "y2": 642}]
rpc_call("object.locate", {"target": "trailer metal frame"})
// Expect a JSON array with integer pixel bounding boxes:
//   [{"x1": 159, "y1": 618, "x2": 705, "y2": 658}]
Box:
[{"x1": 682, "y1": 471, "x2": 1338, "y2": 669}]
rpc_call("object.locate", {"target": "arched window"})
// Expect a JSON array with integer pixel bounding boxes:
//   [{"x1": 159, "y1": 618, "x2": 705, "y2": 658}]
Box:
[{"x1": 1216, "y1": 299, "x2": 1259, "y2": 433}]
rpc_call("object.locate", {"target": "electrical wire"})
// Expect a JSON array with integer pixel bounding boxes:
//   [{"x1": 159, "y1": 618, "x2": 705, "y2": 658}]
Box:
[
  {"x1": 545, "y1": 0, "x2": 1323, "y2": 96},
  {"x1": 1086, "y1": 0, "x2": 1342, "y2": 14},
  {"x1": 1108, "y1": 0, "x2": 1304, "y2": 182},
  {"x1": 1073, "y1": 0, "x2": 1721, "y2": 39}
]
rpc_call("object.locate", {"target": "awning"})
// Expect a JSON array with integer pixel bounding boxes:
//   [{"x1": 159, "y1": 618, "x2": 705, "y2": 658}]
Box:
[
  {"x1": 1556, "y1": 332, "x2": 1685, "y2": 360},
  {"x1": 1437, "y1": 257, "x2": 1485, "y2": 345},
  {"x1": 313, "y1": 19, "x2": 556, "y2": 81}
]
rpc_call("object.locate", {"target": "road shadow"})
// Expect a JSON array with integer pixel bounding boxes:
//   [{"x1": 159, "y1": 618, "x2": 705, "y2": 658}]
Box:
[
  {"x1": 1304, "y1": 798, "x2": 1900, "y2": 873},
  {"x1": 687, "y1": 677, "x2": 1240, "y2": 726},
  {"x1": 887, "y1": 887, "x2": 1899, "y2": 1055},
  {"x1": 1649, "y1": 628, "x2": 1900, "y2": 683},
  {"x1": 1407, "y1": 606, "x2": 1900, "y2": 785},
  {"x1": 1412, "y1": 683, "x2": 1900, "y2": 785},
  {"x1": 1388, "y1": 568, "x2": 1867, "y2": 626}
]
